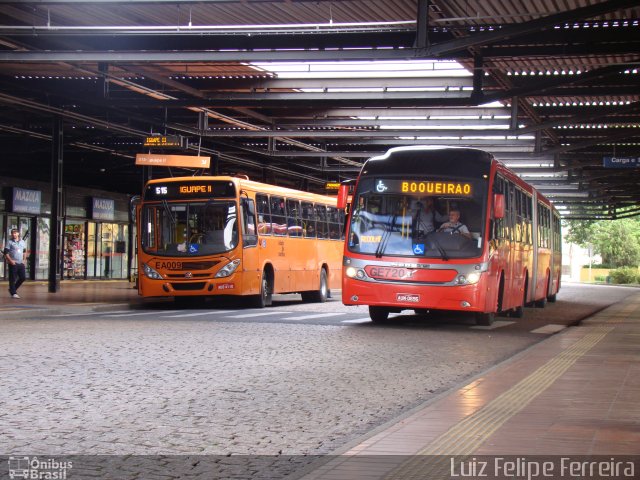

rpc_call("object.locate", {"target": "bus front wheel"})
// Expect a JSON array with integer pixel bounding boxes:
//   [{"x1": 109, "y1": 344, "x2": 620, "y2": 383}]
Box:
[
  {"x1": 253, "y1": 270, "x2": 273, "y2": 308},
  {"x1": 369, "y1": 306, "x2": 390, "y2": 323},
  {"x1": 475, "y1": 312, "x2": 495, "y2": 326}
]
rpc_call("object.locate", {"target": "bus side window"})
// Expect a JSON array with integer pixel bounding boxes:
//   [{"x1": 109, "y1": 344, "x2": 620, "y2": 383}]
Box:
[
  {"x1": 315, "y1": 205, "x2": 328, "y2": 239},
  {"x1": 327, "y1": 206, "x2": 341, "y2": 240},
  {"x1": 271, "y1": 196, "x2": 287, "y2": 236},
  {"x1": 286, "y1": 199, "x2": 302, "y2": 237},
  {"x1": 256, "y1": 193, "x2": 271, "y2": 235},
  {"x1": 301, "y1": 201, "x2": 316, "y2": 238}
]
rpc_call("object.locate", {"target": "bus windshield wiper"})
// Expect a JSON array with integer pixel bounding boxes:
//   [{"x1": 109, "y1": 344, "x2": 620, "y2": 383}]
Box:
[
  {"x1": 430, "y1": 234, "x2": 449, "y2": 261},
  {"x1": 375, "y1": 214, "x2": 396, "y2": 258}
]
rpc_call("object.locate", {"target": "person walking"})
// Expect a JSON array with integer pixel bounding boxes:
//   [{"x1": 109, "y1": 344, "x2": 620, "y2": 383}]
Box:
[{"x1": 4, "y1": 228, "x2": 27, "y2": 299}]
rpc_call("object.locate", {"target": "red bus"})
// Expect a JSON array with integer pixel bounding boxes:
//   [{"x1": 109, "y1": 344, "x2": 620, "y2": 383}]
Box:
[
  {"x1": 137, "y1": 176, "x2": 343, "y2": 306},
  {"x1": 339, "y1": 146, "x2": 561, "y2": 325}
]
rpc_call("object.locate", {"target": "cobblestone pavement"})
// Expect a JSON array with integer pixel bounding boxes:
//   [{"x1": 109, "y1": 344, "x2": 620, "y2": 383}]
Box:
[{"x1": 0, "y1": 284, "x2": 636, "y2": 467}]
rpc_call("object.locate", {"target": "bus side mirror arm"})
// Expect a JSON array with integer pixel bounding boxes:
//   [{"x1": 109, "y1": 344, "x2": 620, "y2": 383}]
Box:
[{"x1": 493, "y1": 193, "x2": 505, "y2": 219}]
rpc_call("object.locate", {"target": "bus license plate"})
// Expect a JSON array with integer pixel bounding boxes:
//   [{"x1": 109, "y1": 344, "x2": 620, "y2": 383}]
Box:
[{"x1": 397, "y1": 293, "x2": 420, "y2": 303}]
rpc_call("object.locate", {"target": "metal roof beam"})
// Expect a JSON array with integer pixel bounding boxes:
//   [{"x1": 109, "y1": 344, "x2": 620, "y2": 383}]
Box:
[
  {"x1": 483, "y1": 63, "x2": 637, "y2": 103},
  {"x1": 188, "y1": 128, "x2": 539, "y2": 138},
  {"x1": 515, "y1": 101, "x2": 640, "y2": 135},
  {"x1": 99, "y1": 91, "x2": 475, "y2": 108}
]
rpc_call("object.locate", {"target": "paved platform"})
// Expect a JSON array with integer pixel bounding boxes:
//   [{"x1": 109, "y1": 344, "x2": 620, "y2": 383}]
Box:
[
  {"x1": 301, "y1": 290, "x2": 640, "y2": 479},
  {"x1": 1, "y1": 281, "x2": 638, "y2": 479},
  {"x1": 0, "y1": 280, "x2": 141, "y2": 318}
]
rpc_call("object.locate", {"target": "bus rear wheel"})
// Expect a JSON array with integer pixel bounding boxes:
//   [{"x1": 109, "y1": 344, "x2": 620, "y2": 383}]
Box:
[
  {"x1": 534, "y1": 296, "x2": 547, "y2": 308},
  {"x1": 369, "y1": 306, "x2": 390, "y2": 323},
  {"x1": 301, "y1": 268, "x2": 328, "y2": 303}
]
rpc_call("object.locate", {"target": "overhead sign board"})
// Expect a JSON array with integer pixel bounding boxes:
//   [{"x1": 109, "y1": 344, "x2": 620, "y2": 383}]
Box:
[
  {"x1": 324, "y1": 182, "x2": 341, "y2": 190},
  {"x1": 602, "y1": 156, "x2": 639, "y2": 168},
  {"x1": 135, "y1": 153, "x2": 210, "y2": 169},
  {"x1": 143, "y1": 135, "x2": 181, "y2": 148}
]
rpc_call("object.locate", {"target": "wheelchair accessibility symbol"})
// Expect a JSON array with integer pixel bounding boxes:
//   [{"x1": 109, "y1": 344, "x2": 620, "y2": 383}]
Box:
[{"x1": 413, "y1": 243, "x2": 425, "y2": 255}]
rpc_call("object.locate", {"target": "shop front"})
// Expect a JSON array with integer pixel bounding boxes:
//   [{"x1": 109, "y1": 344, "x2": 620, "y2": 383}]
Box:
[
  {"x1": 2, "y1": 181, "x2": 133, "y2": 283},
  {"x1": 1, "y1": 187, "x2": 50, "y2": 281}
]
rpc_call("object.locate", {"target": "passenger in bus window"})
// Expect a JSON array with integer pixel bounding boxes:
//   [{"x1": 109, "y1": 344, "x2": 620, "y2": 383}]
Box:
[
  {"x1": 412, "y1": 197, "x2": 448, "y2": 235},
  {"x1": 437, "y1": 208, "x2": 472, "y2": 238}
]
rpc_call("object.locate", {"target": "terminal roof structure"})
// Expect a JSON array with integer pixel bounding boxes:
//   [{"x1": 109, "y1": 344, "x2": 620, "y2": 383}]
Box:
[{"x1": 0, "y1": 0, "x2": 638, "y2": 219}]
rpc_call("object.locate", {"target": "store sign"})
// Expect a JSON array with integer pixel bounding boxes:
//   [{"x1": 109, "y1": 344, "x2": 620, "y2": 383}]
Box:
[
  {"x1": 602, "y1": 156, "x2": 639, "y2": 168},
  {"x1": 135, "y1": 153, "x2": 210, "y2": 168},
  {"x1": 92, "y1": 197, "x2": 115, "y2": 221},
  {"x1": 12, "y1": 187, "x2": 41, "y2": 214}
]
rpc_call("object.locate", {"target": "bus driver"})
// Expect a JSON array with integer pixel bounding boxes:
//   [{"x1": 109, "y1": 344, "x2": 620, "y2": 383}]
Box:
[{"x1": 437, "y1": 208, "x2": 472, "y2": 238}]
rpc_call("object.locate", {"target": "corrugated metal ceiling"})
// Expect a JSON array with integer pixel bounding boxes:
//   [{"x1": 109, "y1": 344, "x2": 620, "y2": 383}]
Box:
[{"x1": 0, "y1": 0, "x2": 638, "y2": 218}]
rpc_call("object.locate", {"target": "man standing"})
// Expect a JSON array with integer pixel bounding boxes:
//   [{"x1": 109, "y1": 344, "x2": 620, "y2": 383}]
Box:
[{"x1": 4, "y1": 228, "x2": 26, "y2": 299}]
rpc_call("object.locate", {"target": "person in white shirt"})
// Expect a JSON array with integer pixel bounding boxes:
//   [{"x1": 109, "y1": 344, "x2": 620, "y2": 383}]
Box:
[
  {"x1": 437, "y1": 208, "x2": 472, "y2": 239},
  {"x1": 4, "y1": 228, "x2": 27, "y2": 298},
  {"x1": 412, "y1": 197, "x2": 448, "y2": 235}
]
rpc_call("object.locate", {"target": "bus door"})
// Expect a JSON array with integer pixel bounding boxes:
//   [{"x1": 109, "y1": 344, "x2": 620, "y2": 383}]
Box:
[{"x1": 240, "y1": 196, "x2": 260, "y2": 295}]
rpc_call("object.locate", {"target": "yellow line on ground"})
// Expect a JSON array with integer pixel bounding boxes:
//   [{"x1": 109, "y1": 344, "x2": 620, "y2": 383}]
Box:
[{"x1": 383, "y1": 314, "x2": 626, "y2": 480}]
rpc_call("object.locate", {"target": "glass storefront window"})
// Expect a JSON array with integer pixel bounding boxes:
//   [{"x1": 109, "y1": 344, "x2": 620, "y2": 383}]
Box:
[{"x1": 63, "y1": 222, "x2": 86, "y2": 279}]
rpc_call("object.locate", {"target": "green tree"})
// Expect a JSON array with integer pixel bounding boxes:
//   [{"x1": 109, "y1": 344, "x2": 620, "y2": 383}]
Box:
[{"x1": 564, "y1": 216, "x2": 640, "y2": 268}]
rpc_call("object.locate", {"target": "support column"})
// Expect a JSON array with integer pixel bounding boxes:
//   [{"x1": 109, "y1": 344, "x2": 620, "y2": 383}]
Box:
[
  {"x1": 48, "y1": 116, "x2": 64, "y2": 292},
  {"x1": 472, "y1": 55, "x2": 484, "y2": 103},
  {"x1": 510, "y1": 96, "x2": 519, "y2": 130},
  {"x1": 415, "y1": 0, "x2": 429, "y2": 49}
]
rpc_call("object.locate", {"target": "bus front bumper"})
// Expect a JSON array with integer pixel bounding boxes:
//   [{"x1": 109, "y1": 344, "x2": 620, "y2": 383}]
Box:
[{"x1": 342, "y1": 277, "x2": 489, "y2": 313}]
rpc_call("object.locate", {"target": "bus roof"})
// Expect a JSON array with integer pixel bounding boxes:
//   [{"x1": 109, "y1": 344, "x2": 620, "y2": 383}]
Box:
[
  {"x1": 144, "y1": 175, "x2": 338, "y2": 205},
  {"x1": 362, "y1": 146, "x2": 494, "y2": 178}
]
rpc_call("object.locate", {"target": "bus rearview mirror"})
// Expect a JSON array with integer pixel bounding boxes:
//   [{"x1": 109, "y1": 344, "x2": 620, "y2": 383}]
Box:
[{"x1": 337, "y1": 184, "x2": 349, "y2": 209}]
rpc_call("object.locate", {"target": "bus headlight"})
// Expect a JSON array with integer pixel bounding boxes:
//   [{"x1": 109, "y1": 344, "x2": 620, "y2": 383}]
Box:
[
  {"x1": 142, "y1": 263, "x2": 163, "y2": 280},
  {"x1": 466, "y1": 272, "x2": 481, "y2": 284},
  {"x1": 457, "y1": 272, "x2": 481, "y2": 285},
  {"x1": 215, "y1": 259, "x2": 241, "y2": 278},
  {"x1": 346, "y1": 267, "x2": 366, "y2": 279}
]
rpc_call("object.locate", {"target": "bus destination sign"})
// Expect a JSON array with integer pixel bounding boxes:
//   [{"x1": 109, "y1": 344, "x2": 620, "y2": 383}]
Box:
[
  {"x1": 144, "y1": 135, "x2": 181, "y2": 148},
  {"x1": 135, "y1": 153, "x2": 210, "y2": 168},
  {"x1": 144, "y1": 180, "x2": 236, "y2": 201},
  {"x1": 376, "y1": 179, "x2": 473, "y2": 196}
]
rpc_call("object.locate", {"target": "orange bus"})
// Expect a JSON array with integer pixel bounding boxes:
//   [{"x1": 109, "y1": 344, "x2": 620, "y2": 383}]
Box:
[
  {"x1": 339, "y1": 146, "x2": 561, "y2": 325},
  {"x1": 137, "y1": 176, "x2": 344, "y2": 306}
]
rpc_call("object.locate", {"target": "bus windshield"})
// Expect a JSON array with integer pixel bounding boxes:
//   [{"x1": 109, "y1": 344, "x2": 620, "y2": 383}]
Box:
[
  {"x1": 141, "y1": 201, "x2": 238, "y2": 256},
  {"x1": 346, "y1": 177, "x2": 487, "y2": 259}
]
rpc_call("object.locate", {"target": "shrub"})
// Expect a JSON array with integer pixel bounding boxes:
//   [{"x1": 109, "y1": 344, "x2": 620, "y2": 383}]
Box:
[{"x1": 608, "y1": 267, "x2": 639, "y2": 284}]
